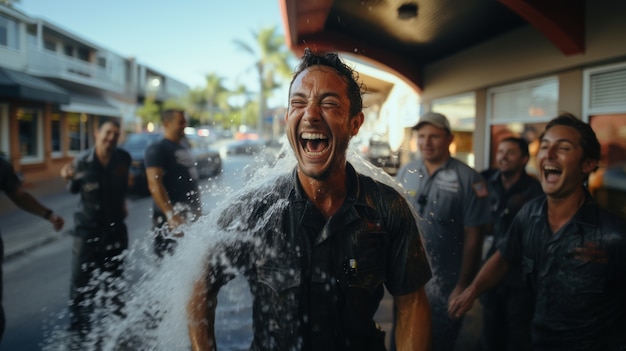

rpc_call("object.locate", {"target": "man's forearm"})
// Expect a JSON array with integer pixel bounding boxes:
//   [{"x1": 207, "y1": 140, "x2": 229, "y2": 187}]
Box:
[
  {"x1": 188, "y1": 276, "x2": 217, "y2": 351},
  {"x1": 395, "y1": 288, "x2": 432, "y2": 351},
  {"x1": 9, "y1": 189, "x2": 51, "y2": 219},
  {"x1": 457, "y1": 226, "x2": 485, "y2": 288}
]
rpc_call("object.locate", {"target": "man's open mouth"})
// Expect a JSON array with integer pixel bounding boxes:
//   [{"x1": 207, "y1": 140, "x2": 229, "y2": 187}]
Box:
[
  {"x1": 543, "y1": 165, "x2": 562, "y2": 182},
  {"x1": 300, "y1": 132, "x2": 329, "y2": 156}
]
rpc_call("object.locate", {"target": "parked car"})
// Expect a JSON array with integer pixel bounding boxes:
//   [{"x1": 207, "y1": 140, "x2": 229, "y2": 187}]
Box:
[
  {"x1": 220, "y1": 139, "x2": 267, "y2": 156},
  {"x1": 119, "y1": 132, "x2": 222, "y2": 195},
  {"x1": 183, "y1": 133, "x2": 222, "y2": 178},
  {"x1": 366, "y1": 140, "x2": 400, "y2": 176}
]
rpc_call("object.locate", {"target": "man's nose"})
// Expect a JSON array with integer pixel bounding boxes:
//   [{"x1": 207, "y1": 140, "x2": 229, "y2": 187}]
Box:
[{"x1": 303, "y1": 103, "x2": 321, "y2": 122}]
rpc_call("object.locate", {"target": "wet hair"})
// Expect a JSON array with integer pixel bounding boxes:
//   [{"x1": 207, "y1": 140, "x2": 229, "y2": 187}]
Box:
[
  {"x1": 500, "y1": 136, "x2": 530, "y2": 158},
  {"x1": 161, "y1": 108, "x2": 185, "y2": 123},
  {"x1": 289, "y1": 48, "x2": 364, "y2": 117},
  {"x1": 541, "y1": 113, "x2": 601, "y2": 162}
]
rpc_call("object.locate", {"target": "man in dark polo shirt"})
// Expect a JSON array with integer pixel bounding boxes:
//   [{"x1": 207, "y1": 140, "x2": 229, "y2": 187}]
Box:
[
  {"x1": 60, "y1": 120, "x2": 131, "y2": 347},
  {"x1": 144, "y1": 109, "x2": 201, "y2": 257},
  {"x1": 479, "y1": 137, "x2": 542, "y2": 351},
  {"x1": 449, "y1": 114, "x2": 626, "y2": 351}
]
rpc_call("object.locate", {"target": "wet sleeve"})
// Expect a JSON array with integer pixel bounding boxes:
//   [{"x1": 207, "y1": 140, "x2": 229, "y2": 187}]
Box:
[
  {"x1": 385, "y1": 192, "x2": 432, "y2": 296},
  {"x1": 0, "y1": 158, "x2": 21, "y2": 194},
  {"x1": 497, "y1": 211, "x2": 525, "y2": 265},
  {"x1": 462, "y1": 168, "x2": 492, "y2": 228}
]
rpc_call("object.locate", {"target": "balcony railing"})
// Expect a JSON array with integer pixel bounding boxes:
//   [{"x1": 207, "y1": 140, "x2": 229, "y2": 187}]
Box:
[{"x1": 25, "y1": 44, "x2": 127, "y2": 94}]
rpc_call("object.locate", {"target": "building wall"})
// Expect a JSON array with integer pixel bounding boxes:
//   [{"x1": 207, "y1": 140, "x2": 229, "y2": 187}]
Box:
[{"x1": 422, "y1": 1, "x2": 626, "y2": 102}]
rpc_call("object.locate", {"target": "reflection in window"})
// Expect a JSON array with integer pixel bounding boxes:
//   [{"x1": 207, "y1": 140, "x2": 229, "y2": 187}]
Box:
[
  {"x1": 67, "y1": 113, "x2": 91, "y2": 152},
  {"x1": 432, "y1": 93, "x2": 476, "y2": 167},
  {"x1": 588, "y1": 114, "x2": 626, "y2": 221},
  {"x1": 487, "y1": 78, "x2": 558, "y2": 176},
  {"x1": 0, "y1": 14, "x2": 19, "y2": 50},
  {"x1": 18, "y1": 110, "x2": 39, "y2": 157},
  {"x1": 51, "y1": 113, "x2": 62, "y2": 154}
]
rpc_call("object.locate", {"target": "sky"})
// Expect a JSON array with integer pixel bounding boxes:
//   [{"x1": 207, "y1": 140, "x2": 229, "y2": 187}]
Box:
[{"x1": 16, "y1": 0, "x2": 286, "y2": 90}]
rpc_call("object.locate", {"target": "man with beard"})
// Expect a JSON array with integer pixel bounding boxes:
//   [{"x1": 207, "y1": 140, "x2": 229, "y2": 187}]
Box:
[
  {"x1": 478, "y1": 137, "x2": 542, "y2": 351},
  {"x1": 187, "y1": 49, "x2": 433, "y2": 351},
  {"x1": 449, "y1": 114, "x2": 626, "y2": 350}
]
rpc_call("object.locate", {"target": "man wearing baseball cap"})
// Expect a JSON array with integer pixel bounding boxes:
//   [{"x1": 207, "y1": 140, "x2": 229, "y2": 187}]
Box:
[{"x1": 396, "y1": 111, "x2": 491, "y2": 351}]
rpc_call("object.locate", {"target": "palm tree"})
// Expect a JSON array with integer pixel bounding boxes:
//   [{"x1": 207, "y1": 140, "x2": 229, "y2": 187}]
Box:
[{"x1": 233, "y1": 25, "x2": 293, "y2": 138}]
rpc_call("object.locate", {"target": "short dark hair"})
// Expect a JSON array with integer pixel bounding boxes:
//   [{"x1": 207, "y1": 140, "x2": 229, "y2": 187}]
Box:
[
  {"x1": 500, "y1": 136, "x2": 530, "y2": 158},
  {"x1": 161, "y1": 108, "x2": 185, "y2": 123},
  {"x1": 289, "y1": 48, "x2": 364, "y2": 117},
  {"x1": 541, "y1": 113, "x2": 601, "y2": 162},
  {"x1": 98, "y1": 119, "x2": 120, "y2": 130}
]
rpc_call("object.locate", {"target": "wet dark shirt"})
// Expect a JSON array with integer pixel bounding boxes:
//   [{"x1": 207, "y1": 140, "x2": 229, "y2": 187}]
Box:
[
  {"x1": 144, "y1": 138, "x2": 200, "y2": 223},
  {"x1": 213, "y1": 163, "x2": 432, "y2": 351},
  {"x1": 68, "y1": 147, "x2": 130, "y2": 229},
  {"x1": 484, "y1": 170, "x2": 542, "y2": 287},
  {"x1": 498, "y1": 193, "x2": 626, "y2": 350},
  {"x1": 0, "y1": 158, "x2": 22, "y2": 249}
]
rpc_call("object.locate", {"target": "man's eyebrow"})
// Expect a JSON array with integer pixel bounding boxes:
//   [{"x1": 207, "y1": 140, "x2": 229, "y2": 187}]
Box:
[{"x1": 540, "y1": 138, "x2": 576, "y2": 145}]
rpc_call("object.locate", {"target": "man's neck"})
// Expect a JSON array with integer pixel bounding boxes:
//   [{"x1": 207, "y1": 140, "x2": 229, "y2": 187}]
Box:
[
  {"x1": 423, "y1": 155, "x2": 449, "y2": 175},
  {"x1": 547, "y1": 188, "x2": 586, "y2": 233},
  {"x1": 164, "y1": 131, "x2": 182, "y2": 143},
  {"x1": 298, "y1": 168, "x2": 347, "y2": 219},
  {"x1": 500, "y1": 170, "x2": 523, "y2": 190},
  {"x1": 95, "y1": 146, "x2": 113, "y2": 166}
]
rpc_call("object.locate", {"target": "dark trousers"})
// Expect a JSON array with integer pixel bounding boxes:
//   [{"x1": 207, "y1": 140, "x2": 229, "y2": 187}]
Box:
[
  {"x1": 477, "y1": 285, "x2": 533, "y2": 351},
  {"x1": 69, "y1": 225, "x2": 128, "y2": 342}
]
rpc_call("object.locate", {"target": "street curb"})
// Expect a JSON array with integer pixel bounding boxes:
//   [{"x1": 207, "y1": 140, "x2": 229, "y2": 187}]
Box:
[{"x1": 4, "y1": 229, "x2": 74, "y2": 262}]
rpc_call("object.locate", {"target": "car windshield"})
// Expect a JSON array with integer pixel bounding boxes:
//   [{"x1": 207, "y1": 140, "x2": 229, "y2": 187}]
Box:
[{"x1": 121, "y1": 133, "x2": 162, "y2": 151}]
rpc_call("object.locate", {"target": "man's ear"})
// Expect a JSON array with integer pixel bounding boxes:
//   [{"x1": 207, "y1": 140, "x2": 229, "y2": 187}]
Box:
[
  {"x1": 582, "y1": 158, "x2": 598, "y2": 175},
  {"x1": 351, "y1": 112, "x2": 364, "y2": 136}
]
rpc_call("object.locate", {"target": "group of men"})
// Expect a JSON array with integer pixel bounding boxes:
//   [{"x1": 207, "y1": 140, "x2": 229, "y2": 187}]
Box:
[
  {"x1": 57, "y1": 109, "x2": 200, "y2": 347},
  {"x1": 1, "y1": 48, "x2": 624, "y2": 351}
]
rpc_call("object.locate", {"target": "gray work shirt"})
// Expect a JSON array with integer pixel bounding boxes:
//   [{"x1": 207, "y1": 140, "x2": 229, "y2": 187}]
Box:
[{"x1": 396, "y1": 157, "x2": 491, "y2": 291}]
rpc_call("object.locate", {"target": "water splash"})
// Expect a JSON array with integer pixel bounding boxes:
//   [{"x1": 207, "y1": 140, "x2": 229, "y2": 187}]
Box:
[{"x1": 42, "y1": 138, "x2": 410, "y2": 350}]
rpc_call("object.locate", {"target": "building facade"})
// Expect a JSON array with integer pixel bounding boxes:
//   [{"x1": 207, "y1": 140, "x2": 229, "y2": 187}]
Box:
[{"x1": 0, "y1": 4, "x2": 189, "y2": 184}]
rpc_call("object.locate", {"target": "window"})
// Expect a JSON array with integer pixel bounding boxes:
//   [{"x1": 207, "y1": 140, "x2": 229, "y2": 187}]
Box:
[
  {"x1": 432, "y1": 93, "x2": 476, "y2": 167},
  {"x1": 486, "y1": 77, "x2": 559, "y2": 176},
  {"x1": 44, "y1": 38, "x2": 56, "y2": 51},
  {"x1": 64, "y1": 44, "x2": 74, "y2": 57},
  {"x1": 0, "y1": 14, "x2": 19, "y2": 50},
  {"x1": 67, "y1": 113, "x2": 92, "y2": 153},
  {"x1": 77, "y1": 47, "x2": 90, "y2": 62},
  {"x1": 51, "y1": 113, "x2": 62, "y2": 155},
  {"x1": 0, "y1": 104, "x2": 8, "y2": 157},
  {"x1": 17, "y1": 109, "x2": 42, "y2": 162}
]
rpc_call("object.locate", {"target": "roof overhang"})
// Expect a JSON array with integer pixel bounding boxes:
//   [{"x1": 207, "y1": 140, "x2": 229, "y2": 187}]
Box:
[
  {"x1": 279, "y1": 0, "x2": 585, "y2": 92},
  {"x1": 0, "y1": 67, "x2": 69, "y2": 104}
]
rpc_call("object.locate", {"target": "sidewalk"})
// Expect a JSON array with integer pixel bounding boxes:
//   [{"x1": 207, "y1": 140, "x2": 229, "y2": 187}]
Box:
[{"x1": 0, "y1": 177, "x2": 76, "y2": 261}]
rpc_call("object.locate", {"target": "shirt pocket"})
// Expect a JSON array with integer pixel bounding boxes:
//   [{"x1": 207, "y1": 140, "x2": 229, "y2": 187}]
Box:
[{"x1": 346, "y1": 223, "x2": 386, "y2": 293}]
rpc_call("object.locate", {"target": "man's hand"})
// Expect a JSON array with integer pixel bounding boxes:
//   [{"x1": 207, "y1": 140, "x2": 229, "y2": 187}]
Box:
[
  {"x1": 447, "y1": 285, "x2": 477, "y2": 319},
  {"x1": 167, "y1": 213, "x2": 186, "y2": 237},
  {"x1": 60, "y1": 163, "x2": 75, "y2": 180},
  {"x1": 48, "y1": 214, "x2": 65, "y2": 232}
]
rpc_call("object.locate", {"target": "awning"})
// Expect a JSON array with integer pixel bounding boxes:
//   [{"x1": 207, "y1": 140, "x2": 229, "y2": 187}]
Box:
[
  {"x1": 0, "y1": 67, "x2": 69, "y2": 104},
  {"x1": 61, "y1": 91, "x2": 120, "y2": 117}
]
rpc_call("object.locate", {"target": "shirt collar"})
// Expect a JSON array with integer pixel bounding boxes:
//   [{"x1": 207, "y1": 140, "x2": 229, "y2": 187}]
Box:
[
  {"x1": 529, "y1": 188, "x2": 598, "y2": 227},
  {"x1": 291, "y1": 162, "x2": 359, "y2": 204}
]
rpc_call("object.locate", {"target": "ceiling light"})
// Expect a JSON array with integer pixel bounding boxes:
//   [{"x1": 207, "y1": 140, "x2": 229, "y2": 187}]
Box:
[{"x1": 398, "y1": 3, "x2": 418, "y2": 20}]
